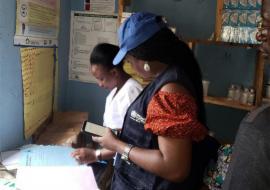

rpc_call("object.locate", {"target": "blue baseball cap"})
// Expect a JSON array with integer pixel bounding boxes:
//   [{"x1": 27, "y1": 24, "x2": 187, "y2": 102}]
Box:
[{"x1": 113, "y1": 12, "x2": 167, "y2": 65}]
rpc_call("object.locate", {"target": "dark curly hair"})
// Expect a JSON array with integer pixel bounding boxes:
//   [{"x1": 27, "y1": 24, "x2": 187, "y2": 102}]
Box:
[{"x1": 90, "y1": 43, "x2": 123, "y2": 71}]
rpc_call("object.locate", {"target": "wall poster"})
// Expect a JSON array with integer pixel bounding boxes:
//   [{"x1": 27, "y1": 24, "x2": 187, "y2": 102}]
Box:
[
  {"x1": 84, "y1": 0, "x2": 115, "y2": 14},
  {"x1": 69, "y1": 11, "x2": 118, "y2": 83},
  {"x1": 20, "y1": 48, "x2": 55, "y2": 139},
  {"x1": 14, "y1": 0, "x2": 60, "y2": 47}
]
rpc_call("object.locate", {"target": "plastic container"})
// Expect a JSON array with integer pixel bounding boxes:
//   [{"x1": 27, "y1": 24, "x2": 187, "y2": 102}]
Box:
[
  {"x1": 240, "y1": 87, "x2": 249, "y2": 104},
  {"x1": 265, "y1": 84, "x2": 270, "y2": 99},
  {"x1": 233, "y1": 85, "x2": 242, "y2": 101},
  {"x1": 247, "y1": 88, "x2": 255, "y2": 105},
  {"x1": 227, "y1": 84, "x2": 236, "y2": 100}
]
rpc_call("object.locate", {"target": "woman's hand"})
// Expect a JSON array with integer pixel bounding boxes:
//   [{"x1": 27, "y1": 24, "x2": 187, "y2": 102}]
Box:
[
  {"x1": 92, "y1": 128, "x2": 119, "y2": 152},
  {"x1": 71, "y1": 148, "x2": 97, "y2": 164},
  {"x1": 70, "y1": 132, "x2": 87, "y2": 148}
]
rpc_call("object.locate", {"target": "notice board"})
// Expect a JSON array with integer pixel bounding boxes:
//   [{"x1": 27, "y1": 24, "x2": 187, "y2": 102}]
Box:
[{"x1": 20, "y1": 48, "x2": 54, "y2": 139}]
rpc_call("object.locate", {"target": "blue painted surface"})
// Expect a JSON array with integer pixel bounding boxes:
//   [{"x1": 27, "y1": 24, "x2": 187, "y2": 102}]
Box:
[
  {"x1": 0, "y1": 0, "x2": 107, "y2": 151},
  {"x1": 129, "y1": 0, "x2": 258, "y2": 142},
  {"x1": 0, "y1": 0, "x2": 265, "y2": 151},
  {"x1": 71, "y1": 0, "x2": 84, "y2": 10},
  {"x1": 194, "y1": 45, "x2": 258, "y2": 142},
  {"x1": 58, "y1": 0, "x2": 71, "y2": 111},
  {"x1": 131, "y1": 0, "x2": 217, "y2": 40},
  {"x1": 62, "y1": 0, "x2": 218, "y2": 128},
  {"x1": 67, "y1": 0, "x2": 244, "y2": 142},
  {"x1": 0, "y1": 0, "x2": 25, "y2": 151},
  {"x1": 0, "y1": 0, "x2": 74, "y2": 151},
  {"x1": 58, "y1": 1, "x2": 109, "y2": 125},
  {"x1": 205, "y1": 105, "x2": 247, "y2": 143},
  {"x1": 195, "y1": 45, "x2": 257, "y2": 97},
  {"x1": 64, "y1": 81, "x2": 108, "y2": 124},
  {"x1": 264, "y1": 60, "x2": 270, "y2": 84}
]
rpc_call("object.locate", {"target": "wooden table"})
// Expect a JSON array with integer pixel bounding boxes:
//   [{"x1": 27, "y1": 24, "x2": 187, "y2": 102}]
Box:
[{"x1": 35, "y1": 111, "x2": 88, "y2": 145}]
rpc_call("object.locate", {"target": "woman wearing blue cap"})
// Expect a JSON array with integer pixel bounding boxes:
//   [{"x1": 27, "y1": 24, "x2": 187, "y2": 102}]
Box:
[{"x1": 92, "y1": 12, "x2": 219, "y2": 190}]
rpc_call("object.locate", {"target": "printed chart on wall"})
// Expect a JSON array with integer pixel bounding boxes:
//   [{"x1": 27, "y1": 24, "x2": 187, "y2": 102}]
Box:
[
  {"x1": 69, "y1": 11, "x2": 118, "y2": 83},
  {"x1": 84, "y1": 0, "x2": 115, "y2": 13},
  {"x1": 20, "y1": 48, "x2": 54, "y2": 139},
  {"x1": 14, "y1": 0, "x2": 60, "y2": 47}
]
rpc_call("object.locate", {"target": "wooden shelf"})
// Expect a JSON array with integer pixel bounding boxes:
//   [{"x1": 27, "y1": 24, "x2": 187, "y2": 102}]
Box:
[
  {"x1": 263, "y1": 97, "x2": 270, "y2": 103},
  {"x1": 185, "y1": 39, "x2": 260, "y2": 49},
  {"x1": 204, "y1": 96, "x2": 256, "y2": 111}
]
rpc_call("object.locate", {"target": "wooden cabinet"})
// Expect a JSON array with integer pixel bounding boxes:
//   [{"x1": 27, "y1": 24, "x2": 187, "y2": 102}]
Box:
[
  {"x1": 188, "y1": 39, "x2": 265, "y2": 111},
  {"x1": 187, "y1": 0, "x2": 265, "y2": 111}
]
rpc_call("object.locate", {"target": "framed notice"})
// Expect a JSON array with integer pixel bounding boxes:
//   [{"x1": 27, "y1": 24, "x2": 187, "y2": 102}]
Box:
[
  {"x1": 84, "y1": 0, "x2": 115, "y2": 14},
  {"x1": 69, "y1": 11, "x2": 118, "y2": 83},
  {"x1": 14, "y1": 0, "x2": 60, "y2": 47}
]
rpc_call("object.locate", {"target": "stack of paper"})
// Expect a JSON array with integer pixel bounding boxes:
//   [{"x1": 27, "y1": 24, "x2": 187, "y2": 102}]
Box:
[
  {"x1": 16, "y1": 166, "x2": 98, "y2": 190},
  {"x1": 1, "y1": 145, "x2": 99, "y2": 189},
  {"x1": 20, "y1": 145, "x2": 79, "y2": 166},
  {"x1": 1, "y1": 145, "x2": 78, "y2": 169}
]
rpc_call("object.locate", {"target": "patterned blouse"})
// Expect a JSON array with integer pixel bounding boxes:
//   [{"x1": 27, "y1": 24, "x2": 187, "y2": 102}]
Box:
[{"x1": 145, "y1": 90, "x2": 207, "y2": 141}]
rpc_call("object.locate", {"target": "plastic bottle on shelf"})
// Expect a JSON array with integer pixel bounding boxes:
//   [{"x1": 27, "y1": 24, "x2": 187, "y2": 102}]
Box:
[
  {"x1": 265, "y1": 79, "x2": 270, "y2": 99},
  {"x1": 240, "y1": 87, "x2": 249, "y2": 105},
  {"x1": 227, "y1": 84, "x2": 235, "y2": 100},
  {"x1": 247, "y1": 88, "x2": 255, "y2": 105},
  {"x1": 233, "y1": 85, "x2": 242, "y2": 101}
]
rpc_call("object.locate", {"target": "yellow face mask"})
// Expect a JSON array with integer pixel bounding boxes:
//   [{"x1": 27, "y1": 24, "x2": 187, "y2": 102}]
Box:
[{"x1": 123, "y1": 60, "x2": 151, "y2": 87}]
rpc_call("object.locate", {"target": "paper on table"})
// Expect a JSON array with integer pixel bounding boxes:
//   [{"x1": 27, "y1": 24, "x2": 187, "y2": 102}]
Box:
[
  {"x1": 0, "y1": 150, "x2": 20, "y2": 170},
  {"x1": 16, "y1": 166, "x2": 98, "y2": 190},
  {"x1": 20, "y1": 145, "x2": 79, "y2": 166},
  {"x1": 0, "y1": 178, "x2": 16, "y2": 190}
]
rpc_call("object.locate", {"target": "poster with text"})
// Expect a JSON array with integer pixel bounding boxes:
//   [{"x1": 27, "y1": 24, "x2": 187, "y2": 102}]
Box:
[
  {"x1": 14, "y1": 0, "x2": 60, "y2": 47},
  {"x1": 21, "y1": 48, "x2": 54, "y2": 139},
  {"x1": 69, "y1": 11, "x2": 118, "y2": 83},
  {"x1": 84, "y1": 0, "x2": 115, "y2": 14}
]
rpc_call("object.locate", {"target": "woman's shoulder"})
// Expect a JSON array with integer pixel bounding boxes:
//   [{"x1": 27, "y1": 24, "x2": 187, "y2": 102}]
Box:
[
  {"x1": 160, "y1": 82, "x2": 190, "y2": 95},
  {"x1": 146, "y1": 87, "x2": 207, "y2": 140}
]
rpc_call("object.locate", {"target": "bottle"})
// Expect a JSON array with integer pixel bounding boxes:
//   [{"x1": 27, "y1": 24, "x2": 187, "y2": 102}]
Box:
[
  {"x1": 227, "y1": 84, "x2": 235, "y2": 100},
  {"x1": 247, "y1": 88, "x2": 255, "y2": 105},
  {"x1": 240, "y1": 88, "x2": 249, "y2": 105},
  {"x1": 233, "y1": 85, "x2": 242, "y2": 101},
  {"x1": 266, "y1": 84, "x2": 270, "y2": 99}
]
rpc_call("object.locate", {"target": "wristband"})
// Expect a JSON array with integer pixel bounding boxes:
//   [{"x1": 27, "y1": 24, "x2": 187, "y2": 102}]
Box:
[
  {"x1": 95, "y1": 149, "x2": 102, "y2": 161},
  {"x1": 121, "y1": 144, "x2": 134, "y2": 165}
]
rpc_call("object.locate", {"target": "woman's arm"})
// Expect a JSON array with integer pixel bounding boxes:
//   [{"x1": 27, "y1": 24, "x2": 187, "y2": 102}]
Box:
[
  {"x1": 127, "y1": 136, "x2": 192, "y2": 182},
  {"x1": 93, "y1": 83, "x2": 199, "y2": 182},
  {"x1": 100, "y1": 148, "x2": 116, "y2": 160},
  {"x1": 71, "y1": 147, "x2": 115, "y2": 164},
  {"x1": 93, "y1": 129, "x2": 192, "y2": 182}
]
